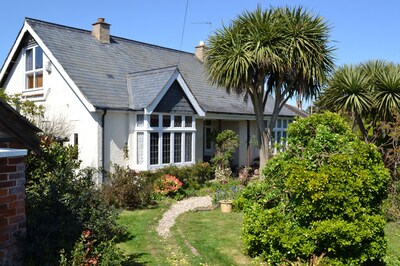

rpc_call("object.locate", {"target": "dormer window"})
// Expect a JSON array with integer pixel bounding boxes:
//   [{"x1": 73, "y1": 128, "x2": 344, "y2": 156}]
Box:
[{"x1": 25, "y1": 46, "x2": 43, "y2": 89}]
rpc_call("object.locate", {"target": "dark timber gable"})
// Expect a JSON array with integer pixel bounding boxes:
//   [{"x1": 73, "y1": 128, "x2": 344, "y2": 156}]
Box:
[{"x1": 154, "y1": 80, "x2": 195, "y2": 114}]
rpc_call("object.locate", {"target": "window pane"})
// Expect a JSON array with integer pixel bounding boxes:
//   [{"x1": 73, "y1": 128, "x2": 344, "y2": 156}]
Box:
[
  {"x1": 174, "y1": 116, "x2": 182, "y2": 127},
  {"x1": 163, "y1": 115, "x2": 171, "y2": 127},
  {"x1": 162, "y1": 133, "x2": 171, "y2": 164},
  {"x1": 185, "y1": 133, "x2": 192, "y2": 162},
  {"x1": 35, "y1": 72, "x2": 43, "y2": 88},
  {"x1": 150, "y1": 132, "x2": 159, "y2": 165},
  {"x1": 137, "y1": 132, "x2": 144, "y2": 164},
  {"x1": 277, "y1": 131, "x2": 282, "y2": 143},
  {"x1": 277, "y1": 119, "x2": 282, "y2": 128},
  {"x1": 26, "y1": 73, "x2": 34, "y2": 89},
  {"x1": 26, "y1": 49, "x2": 33, "y2": 71},
  {"x1": 185, "y1": 116, "x2": 192, "y2": 127},
  {"x1": 136, "y1": 114, "x2": 144, "y2": 127},
  {"x1": 35, "y1": 46, "x2": 43, "y2": 69},
  {"x1": 174, "y1": 133, "x2": 182, "y2": 163},
  {"x1": 150, "y1": 115, "x2": 159, "y2": 127},
  {"x1": 283, "y1": 119, "x2": 288, "y2": 128},
  {"x1": 205, "y1": 127, "x2": 212, "y2": 150}
]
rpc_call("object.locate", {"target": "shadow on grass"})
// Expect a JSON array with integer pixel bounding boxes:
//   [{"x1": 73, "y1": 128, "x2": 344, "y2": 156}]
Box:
[
  {"x1": 115, "y1": 230, "x2": 135, "y2": 243},
  {"x1": 122, "y1": 253, "x2": 149, "y2": 266}
]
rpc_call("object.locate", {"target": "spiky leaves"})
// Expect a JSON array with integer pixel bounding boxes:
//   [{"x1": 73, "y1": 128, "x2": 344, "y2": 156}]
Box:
[{"x1": 205, "y1": 6, "x2": 334, "y2": 167}]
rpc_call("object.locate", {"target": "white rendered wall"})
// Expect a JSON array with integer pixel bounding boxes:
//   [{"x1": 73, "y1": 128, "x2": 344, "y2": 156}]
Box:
[
  {"x1": 103, "y1": 111, "x2": 129, "y2": 172},
  {"x1": 3, "y1": 47, "x2": 101, "y2": 174}
]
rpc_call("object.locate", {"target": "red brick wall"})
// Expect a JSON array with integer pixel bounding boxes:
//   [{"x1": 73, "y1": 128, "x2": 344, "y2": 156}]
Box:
[{"x1": 0, "y1": 142, "x2": 26, "y2": 266}]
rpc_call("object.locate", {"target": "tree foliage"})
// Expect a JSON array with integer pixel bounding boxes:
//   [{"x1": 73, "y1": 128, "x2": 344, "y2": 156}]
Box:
[
  {"x1": 23, "y1": 140, "x2": 125, "y2": 265},
  {"x1": 240, "y1": 112, "x2": 390, "y2": 265},
  {"x1": 205, "y1": 5, "x2": 334, "y2": 167},
  {"x1": 319, "y1": 60, "x2": 400, "y2": 182},
  {"x1": 210, "y1": 130, "x2": 239, "y2": 182}
]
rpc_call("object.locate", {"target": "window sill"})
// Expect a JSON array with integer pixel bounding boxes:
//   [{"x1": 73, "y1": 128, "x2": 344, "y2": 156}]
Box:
[{"x1": 22, "y1": 87, "x2": 50, "y2": 101}]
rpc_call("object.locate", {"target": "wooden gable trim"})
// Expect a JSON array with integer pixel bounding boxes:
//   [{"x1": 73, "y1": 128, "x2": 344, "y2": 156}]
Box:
[
  {"x1": 0, "y1": 20, "x2": 96, "y2": 112},
  {"x1": 145, "y1": 68, "x2": 205, "y2": 117}
]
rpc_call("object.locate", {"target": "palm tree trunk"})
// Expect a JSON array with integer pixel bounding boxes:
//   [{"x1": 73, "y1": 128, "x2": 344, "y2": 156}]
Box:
[
  {"x1": 251, "y1": 91, "x2": 269, "y2": 168},
  {"x1": 355, "y1": 112, "x2": 368, "y2": 142}
]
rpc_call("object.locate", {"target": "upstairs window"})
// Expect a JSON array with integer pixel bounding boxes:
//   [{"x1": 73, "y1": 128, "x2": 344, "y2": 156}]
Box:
[{"x1": 25, "y1": 46, "x2": 43, "y2": 89}]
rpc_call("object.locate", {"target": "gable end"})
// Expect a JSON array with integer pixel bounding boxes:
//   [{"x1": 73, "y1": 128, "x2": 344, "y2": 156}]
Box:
[{"x1": 154, "y1": 80, "x2": 195, "y2": 114}]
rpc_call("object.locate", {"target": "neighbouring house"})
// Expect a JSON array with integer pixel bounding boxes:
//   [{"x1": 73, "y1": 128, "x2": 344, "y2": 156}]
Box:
[
  {"x1": 0, "y1": 18, "x2": 307, "y2": 183},
  {"x1": 0, "y1": 97, "x2": 40, "y2": 265}
]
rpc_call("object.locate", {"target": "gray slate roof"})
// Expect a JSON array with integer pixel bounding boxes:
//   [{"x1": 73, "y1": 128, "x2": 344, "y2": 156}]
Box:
[
  {"x1": 24, "y1": 18, "x2": 305, "y2": 117},
  {"x1": 127, "y1": 66, "x2": 178, "y2": 110}
]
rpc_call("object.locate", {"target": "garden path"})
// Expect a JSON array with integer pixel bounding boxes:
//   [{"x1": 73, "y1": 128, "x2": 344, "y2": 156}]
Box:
[{"x1": 156, "y1": 196, "x2": 212, "y2": 237}]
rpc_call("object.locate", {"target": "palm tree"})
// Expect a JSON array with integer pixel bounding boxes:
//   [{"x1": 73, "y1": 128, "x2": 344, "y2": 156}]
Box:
[
  {"x1": 205, "y1": 6, "x2": 334, "y2": 167},
  {"x1": 320, "y1": 60, "x2": 400, "y2": 142},
  {"x1": 363, "y1": 61, "x2": 400, "y2": 122},
  {"x1": 319, "y1": 64, "x2": 373, "y2": 140}
]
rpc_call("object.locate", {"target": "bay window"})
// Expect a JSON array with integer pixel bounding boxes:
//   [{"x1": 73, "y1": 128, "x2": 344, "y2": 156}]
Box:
[{"x1": 135, "y1": 113, "x2": 195, "y2": 168}]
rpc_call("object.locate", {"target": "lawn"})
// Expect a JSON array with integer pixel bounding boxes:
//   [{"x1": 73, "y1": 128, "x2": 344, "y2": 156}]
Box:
[
  {"x1": 117, "y1": 201, "x2": 254, "y2": 266},
  {"x1": 385, "y1": 222, "x2": 400, "y2": 265},
  {"x1": 117, "y1": 201, "x2": 400, "y2": 265}
]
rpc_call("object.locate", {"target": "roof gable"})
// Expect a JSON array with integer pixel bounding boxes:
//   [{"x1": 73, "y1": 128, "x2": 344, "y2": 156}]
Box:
[
  {"x1": 0, "y1": 19, "x2": 95, "y2": 112},
  {"x1": 154, "y1": 80, "x2": 195, "y2": 114},
  {"x1": 127, "y1": 66, "x2": 205, "y2": 116}
]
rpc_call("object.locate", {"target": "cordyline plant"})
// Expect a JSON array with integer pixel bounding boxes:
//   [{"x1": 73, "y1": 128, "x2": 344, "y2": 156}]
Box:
[{"x1": 205, "y1": 5, "x2": 334, "y2": 167}]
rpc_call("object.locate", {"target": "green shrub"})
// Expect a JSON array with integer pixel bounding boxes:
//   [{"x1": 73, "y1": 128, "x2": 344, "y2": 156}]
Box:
[
  {"x1": 241, "y1": 112, "x2": 390, "y2": 265},
  {"x1": 142, "y1": 161, "x2": 214, "y2": 196},
  {"x1": 210, "y1": 130, "x2": 239, "y2": 182},
  {"x1": 102, "y1": 164, "x2": 154, "y2": 209},
  {"x1": 23, "y1": 141, "x2": 124, "y2": 265},
  {"x1": 60, "y1": 230, "x2": 125, "y2": 265}
]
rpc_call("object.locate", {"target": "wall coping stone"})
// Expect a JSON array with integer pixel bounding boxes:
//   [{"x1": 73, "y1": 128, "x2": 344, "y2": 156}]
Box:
[{"x1": 0, "y1": 148, "x2": 27, "y2": 158}]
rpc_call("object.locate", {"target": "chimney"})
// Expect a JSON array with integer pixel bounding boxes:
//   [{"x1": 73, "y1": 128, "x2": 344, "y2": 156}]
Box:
[
  {"x1": 297, "y1": 99, "x2": 303, "y2": 110},
  {"x1": 92, "y1": 18, "x2": 111, "y2": 44},
  {"x1": 195, "y1": 41, "x2": 206, "y2": 63}
]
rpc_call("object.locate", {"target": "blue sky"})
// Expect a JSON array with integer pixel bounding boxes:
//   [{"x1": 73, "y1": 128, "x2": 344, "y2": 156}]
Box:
[{"x1": 1, "y1": 0, "x2": 399, "y2": 73}]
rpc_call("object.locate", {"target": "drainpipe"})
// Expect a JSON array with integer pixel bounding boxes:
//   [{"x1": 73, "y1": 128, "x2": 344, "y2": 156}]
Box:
[
  {"x1": 101, "y1": 109, "x2": 107, "y2": 183},
  {"x1": 247, "y1": 120, "x2": 250, "y2": 167}
]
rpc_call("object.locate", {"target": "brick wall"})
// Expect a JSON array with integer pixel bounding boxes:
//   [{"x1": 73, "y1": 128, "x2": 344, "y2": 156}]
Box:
[{"x1": 0, "y1": 142, "x2": 27, "y2": 266}]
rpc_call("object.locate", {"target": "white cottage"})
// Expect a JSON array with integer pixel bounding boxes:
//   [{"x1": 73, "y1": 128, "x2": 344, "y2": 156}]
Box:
[{"x1": 0, "y1": 18, "x2": 307, "y2": 183}]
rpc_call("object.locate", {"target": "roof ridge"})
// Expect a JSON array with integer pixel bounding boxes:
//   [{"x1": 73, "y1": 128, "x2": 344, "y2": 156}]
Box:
[
  {"x1": 127, "y1": 65, "x2": 178, "y2": 76},
  {"x1": 25, "y1": 17, "x2": 195, "y2": 56}
]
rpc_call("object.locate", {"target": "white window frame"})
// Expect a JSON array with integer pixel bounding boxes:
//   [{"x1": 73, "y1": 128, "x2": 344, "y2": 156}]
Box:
[
  {"x1": 265, "y1": 118, "x2": 293, "y2": 154},
  {"x1": 134, "y1": 113, "x2": 195, "y2": 169},
  {"x1": 24, "y1": 45, "x2": 44, "y2": 91}
]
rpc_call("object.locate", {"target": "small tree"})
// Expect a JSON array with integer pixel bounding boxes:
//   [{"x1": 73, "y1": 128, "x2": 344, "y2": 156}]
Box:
[
  {"x1": 206, "y1": 6, "x2": 334, "y2": 167},
  {"x1": 23, "y1": 141, "x2": 125, "y2": 265},
  {"x1": 241, "y1": 112, "x2": 390, "y2": 265},
  {"x1": 210, "y1": 130, "x2": 239, "y2": 182}
]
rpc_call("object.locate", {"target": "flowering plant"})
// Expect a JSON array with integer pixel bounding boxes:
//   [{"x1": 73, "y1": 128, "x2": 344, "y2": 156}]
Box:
[
  {"x1": 153, "y1": 174, "x2": 183, "y2": 196},
  {"x1": 212, "y1": 182, "x2": 243, "y2": 205}
]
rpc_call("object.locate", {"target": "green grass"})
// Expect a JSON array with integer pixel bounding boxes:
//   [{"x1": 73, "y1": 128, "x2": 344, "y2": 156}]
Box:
[
  {"x1": 117, "y1": 202, "x2": 254, "y2": 265},
  {"x1": 386, "y1": 222, "x2": 400, "y2": 265},
  {"x1": 171, "y1": 210, "x2": 252, "y2": 266}
]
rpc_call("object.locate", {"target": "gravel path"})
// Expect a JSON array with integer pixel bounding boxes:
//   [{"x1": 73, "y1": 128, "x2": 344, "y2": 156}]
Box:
[{"x1": 156, "y1": 196, "x2": 212, "y2": 238}]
